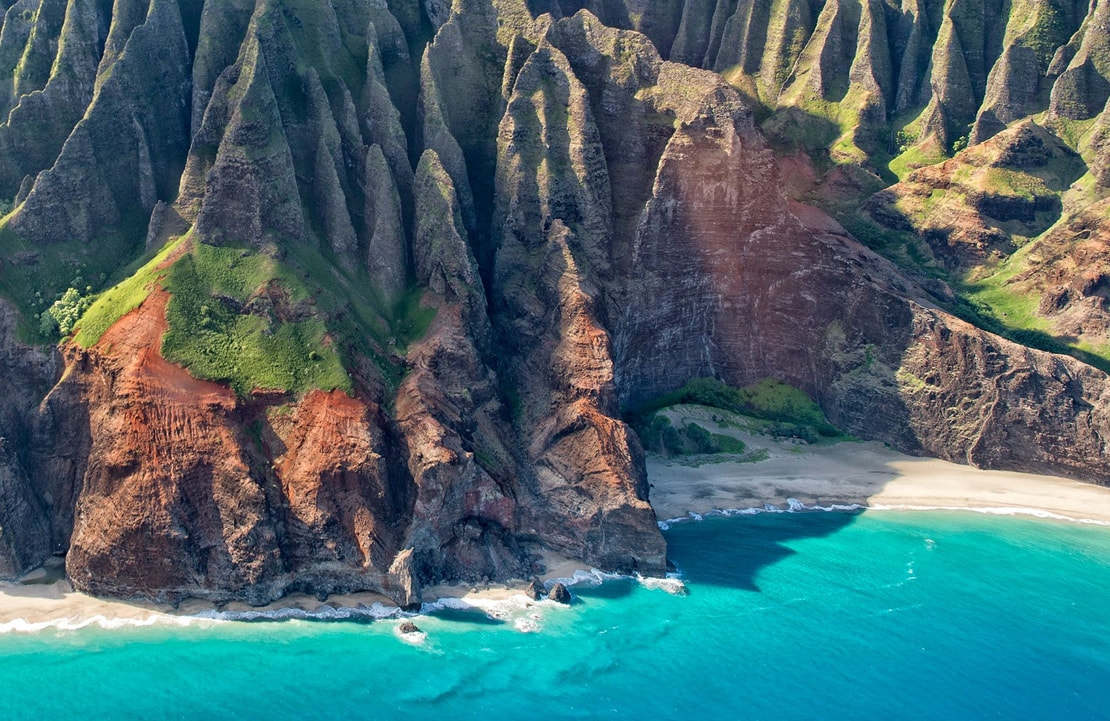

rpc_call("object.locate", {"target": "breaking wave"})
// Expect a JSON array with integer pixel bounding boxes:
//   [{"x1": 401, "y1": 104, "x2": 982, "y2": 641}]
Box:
[
  {"x1": 656, "y1": 498, "x2": 1110, "y2": 529},
  {"x1": 657, "y1": 499, "x2": 864, "y2": 529},
  {"x1": 193, "y1": 602, "x2": 403, "y2": 623},
  {"x1": 0, "y1": 612, "x2": 217, "y2": 634}
]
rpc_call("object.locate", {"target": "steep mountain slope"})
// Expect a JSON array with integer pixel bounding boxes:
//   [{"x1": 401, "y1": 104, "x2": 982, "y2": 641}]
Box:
[{"x1": 0, "y1": 0, "x2": 1105, "y2": 605}]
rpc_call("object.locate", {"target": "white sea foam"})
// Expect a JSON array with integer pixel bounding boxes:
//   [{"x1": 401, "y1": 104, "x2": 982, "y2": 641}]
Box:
[
  {"x1": 543, "y1": 568, "x2": 625, "y2": 590},
  {"x1": 395, "y1": 624, "x2": 427, "y2": 644},
  {"x1": 1, "y1": 562, "x2": 690, "y2": 636},
  {"x1": 656, "y1": 497, "x2": 1110, "y2": 528},
  {"x1": 192, "y1": 567, "x2": 695, "y2": 630},
  {"x1": 513, "y1": 614, "x2": 542, "y2": 633},
  {"x1": 423, "y1": 593, "x2": 537, "y2": 615},
  {"x1": 543, "y1": 566, "x2": 689, "y2": 595},
  {"x1": 0, "y1": 613, "x2": 215, "y2": 634},
  {"x1": 867, "y1": 504, "x2": 1110, "y2": 526},
  {"x1": 658, "y1": 498, "x2": 865, "y2": 528},
  {"x1": 636, "y1": 574, "x2": 688, "y2": 595},
  {"x1": 419, "y1": 592, "x2": 557, "y2": 630},
  {"x1": 192, "y1": 602, "x2": 401, "y2": 623}
]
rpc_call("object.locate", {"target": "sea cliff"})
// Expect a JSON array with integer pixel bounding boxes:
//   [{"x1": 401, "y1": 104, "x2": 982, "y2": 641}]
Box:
[{"x1": 0, "y1": 0, "x2": 1106, "y2": 605}]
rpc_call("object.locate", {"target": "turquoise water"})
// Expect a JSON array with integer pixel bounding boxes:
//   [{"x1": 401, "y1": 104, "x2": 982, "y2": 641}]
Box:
[{"x1": 2, "y1": 510, "x2": 1110, "y2": 720}]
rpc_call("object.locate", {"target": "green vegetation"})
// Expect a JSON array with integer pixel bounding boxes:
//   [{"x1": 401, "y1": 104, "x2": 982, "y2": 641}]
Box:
[
  {"x1": 714, "y1": 377, "x2": 833, "y2": 433},
  {"x1": 628, "y1": 376, "x2": 843, "y2": 450},
  {"x1": 41, "y1": 286, "x2": 94, "y2": 336},
  {"x1": 949, "y1": 285, "x2": 1110, "y2": 373},
  {"x1": 72, "y1": 235, "x2": 188, "y2": 346},
  {"x1": 159, "y1": 243, "x2": 351, "y2": 396},
  {"x1": 977, "y1": 167, "x2": 1053, "y2": 201},
  {"x1": 0, "y1": 212, "x2": 148, "y2": 342},
  {"x1": 1019, "y1": 1, "x2": 1070, "y2": 69},
  {"x1": 56, "y1": 201, "x2": 444, "y2": 396},
  {"x1": 838, "y1": 213, "x2": 1110, "y2": 372},
  {"x1": 888, "y1": 139, "x2": 949, "y2": 182},
  {"x1": 895, "y1": 130, "x2": 917, "y2": 153},
  {"x1": 67, "y1": 233, "x2": 356, "y2": 396},
  {"x1": 663, "y1": 447, "x2": 771, "y2": 467},
  {"x1": 762, "y1": 92, "x2": 872, "y2": 166},
  {"x1": 633, "y1": 414, "x2": 748, "y2": 457},
  {"x1": 392, "y1": 286, "x2": 438, "y2": 348}
]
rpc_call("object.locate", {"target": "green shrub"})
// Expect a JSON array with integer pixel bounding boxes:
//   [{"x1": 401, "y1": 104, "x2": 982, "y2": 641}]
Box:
[
  {"x1": 742, "y1": 378, "x2": 839, "y2": 436},
  {"x1": 766, "y1": 422, "x2": 818, "y2": 443},
  {"x1": 627, "y1": 376, "x2": 843, "y2": 454},
  {"x1": 634, "y1": 414, "x2": 672, "y2": 452},
  {"x1": 895, "y1": 129, "x2": 917, "y2": 153},
  {"x1": 630, "y1": 376, "x2": 840, "y2": 438},
  {"x1": 710, "y1": 433, "x2": 746, "y2": 454},
  {"x1": 43, "y1": 286, "x2": 94, "y2": 336},
  {"x1": 685, "y1": 423, "x2": 716, "y2": 454},
  {"x1": 661, "y1": 422, "x2": 685, "y2": 456}
]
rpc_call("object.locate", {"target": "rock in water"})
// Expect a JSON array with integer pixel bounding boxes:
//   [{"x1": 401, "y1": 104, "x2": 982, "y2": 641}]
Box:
[
  {"x1": 524, "y1": 579, "x2": 545, "y2": 601},
  {"x1": 398, "y1": 621, "x2": 422, "y2": 635},
  {"x1": 548, "y1": 583, "x2": 572, "y2": 604}
]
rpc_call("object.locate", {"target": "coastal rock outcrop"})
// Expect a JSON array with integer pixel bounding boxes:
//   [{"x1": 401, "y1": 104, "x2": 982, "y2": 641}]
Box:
[{"x1": 548, "y1": 581, "x2": 572, "y2": 604}]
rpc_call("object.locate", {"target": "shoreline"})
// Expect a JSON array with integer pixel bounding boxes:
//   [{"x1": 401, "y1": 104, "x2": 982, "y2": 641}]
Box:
[
  {"x1": 0, "y1": 551, "x2": 602, "y2": 634},
  {"x1": 6, "y1": 411, "x2": 1110, "y2": 630},
  {"x1": 647, "y1": 405, "x2": 1110, "y2": 527}
]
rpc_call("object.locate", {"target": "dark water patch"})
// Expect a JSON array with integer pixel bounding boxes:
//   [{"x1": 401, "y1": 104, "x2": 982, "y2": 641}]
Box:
[{"x1": 664, "y1": 510, "x2": 863, "y2": 591}]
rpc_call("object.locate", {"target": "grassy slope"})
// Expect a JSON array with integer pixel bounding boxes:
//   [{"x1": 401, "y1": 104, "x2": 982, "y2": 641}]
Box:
[
  {"x1": 70, "y1": 233, "x2": 352, "y2": 395},
  {"x1": 67, "y1": 228, "x2": 436, "y2": 397},
  {"x1": 158, "y1": 243, "x2": 352, "y2": 396}
]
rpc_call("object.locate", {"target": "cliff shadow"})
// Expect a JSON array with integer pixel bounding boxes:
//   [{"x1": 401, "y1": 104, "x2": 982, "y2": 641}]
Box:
[
  {"x1": 643, "y1": 425, "x2": 908, "y2": 593},
  {"x1": 662, "y1": 510, "x2": 864, "y2": 593}
]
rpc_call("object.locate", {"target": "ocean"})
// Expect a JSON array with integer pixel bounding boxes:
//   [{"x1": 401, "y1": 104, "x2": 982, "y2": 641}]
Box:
[{"x1": 2, "y1": 510, "x2": 1109, "y2": 720}]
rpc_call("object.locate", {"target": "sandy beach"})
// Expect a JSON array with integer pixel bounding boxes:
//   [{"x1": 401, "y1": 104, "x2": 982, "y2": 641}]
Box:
[
  {"x1": 0, "y1": 565, "x2": 407, "y2": 632},
  {"x1": 648, "y1": 405, "x2": 1110, "y2": 525},
  {"x1": 0, "y1": 550, "x2": 594, "y2": 631},
  {"x1": 6, "y1": 403, "x2": 1110, "y2": 628}
]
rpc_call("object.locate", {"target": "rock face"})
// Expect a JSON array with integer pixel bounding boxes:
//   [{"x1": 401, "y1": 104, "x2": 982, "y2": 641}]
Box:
[
  {"x1": 865, "y1": 121, "x2": 1085, "y2": 270},
  {"x1": 0, "y1": 0, "x2": 1106, "y2": 605},
  {"x1": 548, "y1": 582, "x2": 572, "y2": 604},
  {"x1": 0, "y1": 298, "x2": 56, "y2": 577}
]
